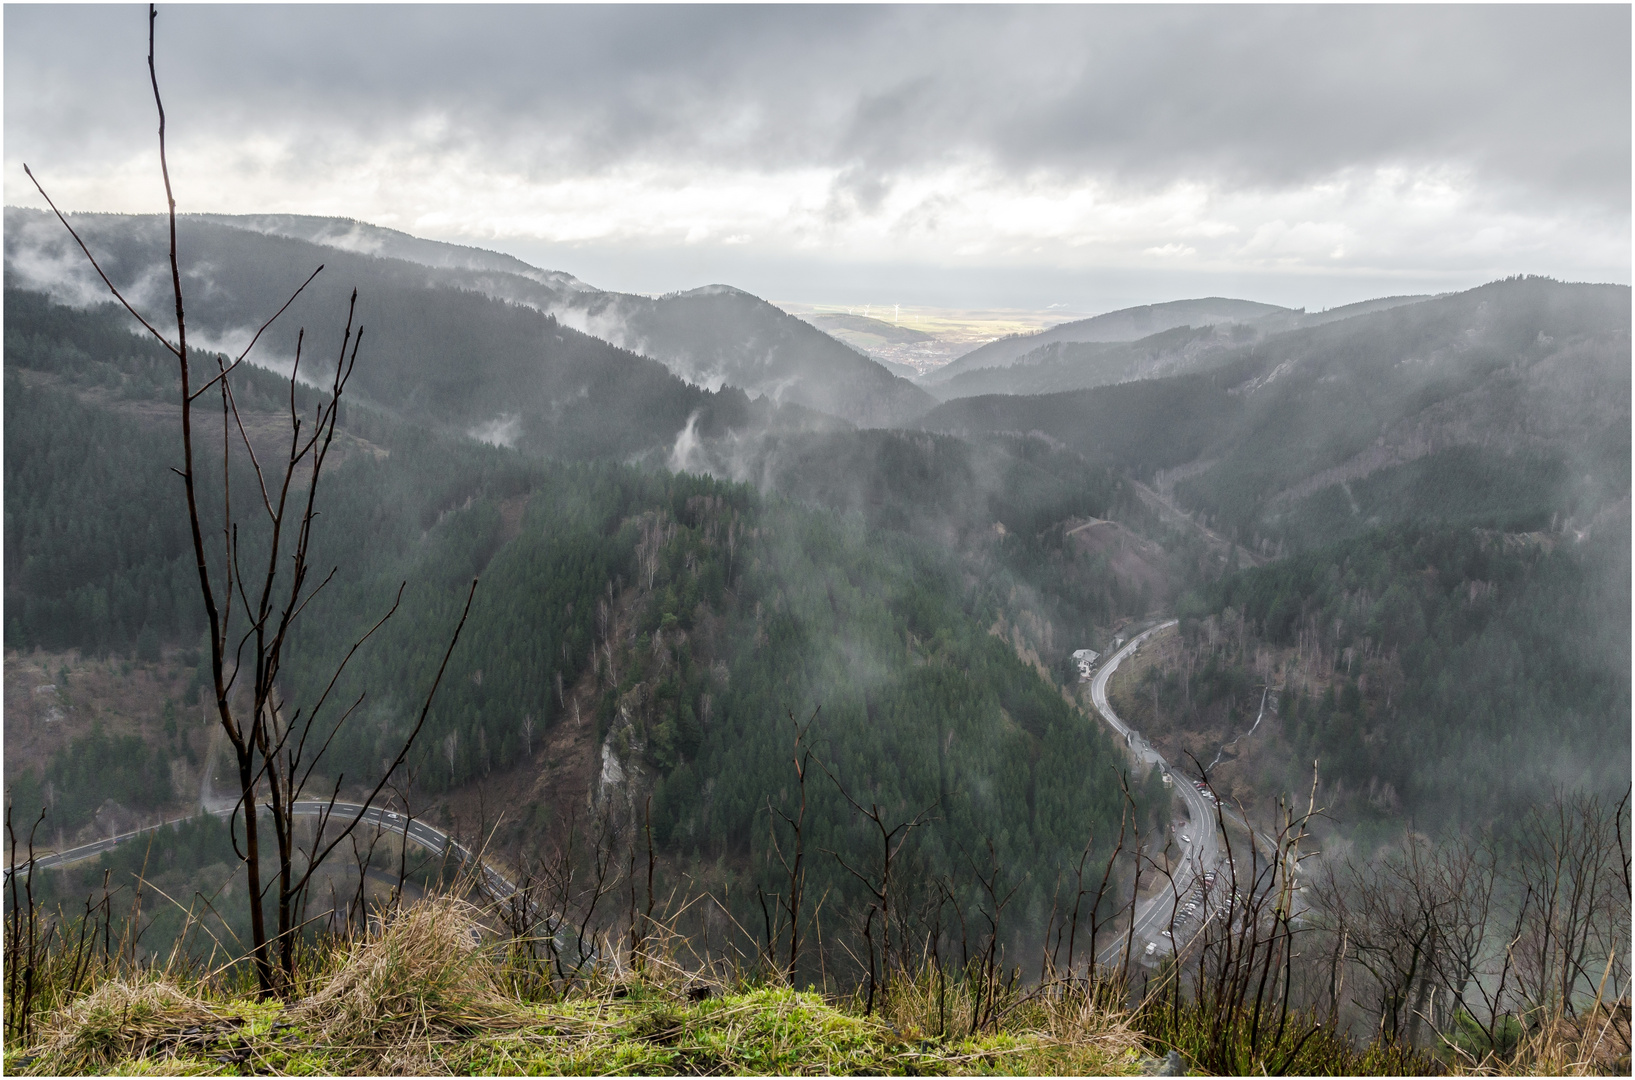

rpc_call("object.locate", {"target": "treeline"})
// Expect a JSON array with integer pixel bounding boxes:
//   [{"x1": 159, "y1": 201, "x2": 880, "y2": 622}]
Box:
[{"x1": 5, "y1": 222, "x2": 761, "y2": 460}]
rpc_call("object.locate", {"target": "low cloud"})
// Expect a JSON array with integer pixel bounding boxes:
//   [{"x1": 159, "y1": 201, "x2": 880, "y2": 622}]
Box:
[
  {"x1": 6, "y1": 6, "x2": 1626, "y2": 303},
  {"x1": 469, "y1": 413, "x2": 522, "y2": 448}
]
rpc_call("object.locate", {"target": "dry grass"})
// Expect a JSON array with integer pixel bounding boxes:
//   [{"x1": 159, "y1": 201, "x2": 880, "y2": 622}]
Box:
[
  {"x1": 1464, "y1": 1002, "x2": 1632, "y2": 1077},
  {"x1": 19, "y1": 976, "x2": 238, "y2": 1074},
  {"x1": 285, "y1": 894, "x2": 537, "y2": 1071},
  {"x1": 873, "y1": 963, "x2": 1152, "y2": 1074},
  {"x1": 5, "y1": 895, "x2": 1153, "y2": 1076},
  {"x1": 13, "y1": 890, "x2": 1626, "y2": 1076}
]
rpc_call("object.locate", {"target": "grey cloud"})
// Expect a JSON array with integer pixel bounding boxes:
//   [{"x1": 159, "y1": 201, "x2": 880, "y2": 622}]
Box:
[{"x1": 7, "y1": 4, "x2": 1628, "y2": 213}]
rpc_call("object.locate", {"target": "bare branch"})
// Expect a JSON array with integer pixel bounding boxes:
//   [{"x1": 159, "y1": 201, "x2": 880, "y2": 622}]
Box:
[
  {"x1": 188, "y1": 264, "x2": 324, "y2": 402},
  {"x1": 287, "y1": 577, "x2": 479, "y2": 900},
  {"x1": 19, "y1": 165, "x2": 180, "y2": 357}
]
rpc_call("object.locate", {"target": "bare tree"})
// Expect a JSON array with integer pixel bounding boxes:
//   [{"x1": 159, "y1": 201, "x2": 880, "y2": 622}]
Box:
[
  {"x1": 23, "y1": 4, "x2": 476, "y2": 997},
  {"x1": 1142, "y1": 766, "x2": 1323, "y2": 1075},
  {"x1": 963, "y1": 838, "x2": 1020, "y2": 1036},
  {"x1": 1309, "y1": 789, "x2": 1631, "y2": 1065},
  {"x1": 819, "y1": 757, "x2": 937, "y2": 1016},
  {"x1": 1339, "y1": 833, "x2": 1453, "y2": 1044},
  {"x1": 1510, "y1": 789, "x2": 1630, "y2": 1024},
  {"x1": 759, "y1": 709, "x2": 815, "y2": 983}
]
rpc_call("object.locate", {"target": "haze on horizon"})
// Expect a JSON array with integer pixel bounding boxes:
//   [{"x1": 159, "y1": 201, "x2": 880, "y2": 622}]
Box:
[{"x1": 5, "y1": 3, "x2": 1629, "y2": 315}]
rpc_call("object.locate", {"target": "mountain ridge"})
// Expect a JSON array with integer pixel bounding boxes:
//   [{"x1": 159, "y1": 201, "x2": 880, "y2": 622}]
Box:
[
  {"x1": 923, "y1": 296, "x2": 1295, "y2": 384},
  {"x1": 4, "y1": 207, "x2": 934, "y2": 429},
  {"x1": 920, "y1": 276, "x2": 1630, "y2": 548}
]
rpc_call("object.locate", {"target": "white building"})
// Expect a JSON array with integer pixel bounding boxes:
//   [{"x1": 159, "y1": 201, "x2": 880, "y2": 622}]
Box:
[{"x1": 1071, "y1": 648, "x2": 1099, "y2": 681}]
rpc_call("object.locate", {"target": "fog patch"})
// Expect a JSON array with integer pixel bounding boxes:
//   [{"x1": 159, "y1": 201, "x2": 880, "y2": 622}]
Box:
[
  {"x1": 301, "y1": 220, "x2": 388, "y2": 257},
  {"x1": 5, "y1": 217, "x2": 172, "y2": 315},
  {"x1": 177, "y1": 325, "x2": 321, "y2": 388},
  {"x1": 683, "y1": 367, "x2": 729, "y2": 392},
  {"x1": 222, "y1": 216, "x2": 389, "y2": 260},
  {"x1": 5, "y1": 216, "x2": 335, "y2": 394},
  {"x1": 547, "y1": 301, "x2": 648, "y2": 357},
  {"x1": 668, "y1": 410, "x2": 708, "y2": 474},
  {"x1": 469, "y1": 413, "x2": 523, "y2": 447},
  {"x1": 758, "y1": 374, "x2": 800, "y2": 405}
]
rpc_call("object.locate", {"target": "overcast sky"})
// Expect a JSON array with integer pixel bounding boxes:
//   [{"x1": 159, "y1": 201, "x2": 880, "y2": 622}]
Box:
[{"x1": 5, "y1": 4, "x2": 1630, "y2": 312}]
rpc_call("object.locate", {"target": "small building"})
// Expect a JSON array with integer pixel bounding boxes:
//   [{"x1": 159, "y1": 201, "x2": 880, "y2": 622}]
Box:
[{"x1": 1071, "y1": 648, "x2": 1099, "y2": 681}]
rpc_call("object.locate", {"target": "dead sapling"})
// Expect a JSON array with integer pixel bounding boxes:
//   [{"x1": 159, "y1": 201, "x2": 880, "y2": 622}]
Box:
[
  {"x1": 818, "y1": 756, "x2": 937, "y2": 1017},
  {"x1": 24, "y1": 4, "x2": 479, "y2": 998}
]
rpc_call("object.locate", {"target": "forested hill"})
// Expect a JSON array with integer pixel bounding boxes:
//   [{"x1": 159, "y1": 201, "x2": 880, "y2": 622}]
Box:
[
  {"x1": 923, "y1": 296, "x2": 1293, "y2": 384},
  {"x1": 928, "y1": 323, "x2": 1254, "y2": 401},
  {"x1": 1159, "y1": 517, "x2": 1632, "y2": 835},
  {"x1": 4, "y1": 208, "x2": 932, "y2": 428},
  {"x1": 2, "y1": 227, "x2": 776, "y2": 461},
  {"x1": 922, "y1": 276, "x2": 1630, "y2": 551},
  {"x1": 556, "y1": 284, "x2": 936, "y2": 428},
  {"x1": 4, "y1": 287, "x2": 1152, "y2": 968}
]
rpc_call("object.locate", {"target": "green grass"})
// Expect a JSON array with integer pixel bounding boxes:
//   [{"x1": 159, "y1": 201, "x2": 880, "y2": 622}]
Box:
[
  {"x1": 5, "y1": 981, "x2": 1152, "y2": 1076},
  {"x1": 10, "y1": 892, "x2": 1616, "y2": 1076},
  {"x1": 4, "y1": 896, "x2": 1151, "y2": 1076}
]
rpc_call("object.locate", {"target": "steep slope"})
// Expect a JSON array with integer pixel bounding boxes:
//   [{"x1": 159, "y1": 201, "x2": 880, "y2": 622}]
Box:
[
  {"x1": 552, "y1": 283, "x2": 935, "y2": 426},
  {"x1": 4, "y1": 291, "x2": 1136, "y2": 958},
  {"x1": 33, "y1": 209, "x2": 934, "y2": 426},
  {"x1": 923, "y1": 296, "x2": 1293, "y2": 385},
  {"x1": 921, "y1": 278, "x2": 1630, "y2": 549},
  {"x1": 4, "y1": 212, "x2": 781, "y2": 459}
]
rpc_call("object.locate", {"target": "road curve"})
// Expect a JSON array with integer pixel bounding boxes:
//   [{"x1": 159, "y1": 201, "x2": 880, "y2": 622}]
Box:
[
  {"x1": 1085, "y1": 621, "x2": 1222, "y2": 968},
  {"x1": 5, "y1": 800, "x2": 520, "y2": 903}
]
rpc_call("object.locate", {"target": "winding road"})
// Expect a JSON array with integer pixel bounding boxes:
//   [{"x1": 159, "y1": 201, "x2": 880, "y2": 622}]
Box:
[
  {"x1": 4, "y1": 799, "x2": 518, "y2": 904},
  {"x1": 1087, "y1": 620, "x2": 1223, "y2": 968}
]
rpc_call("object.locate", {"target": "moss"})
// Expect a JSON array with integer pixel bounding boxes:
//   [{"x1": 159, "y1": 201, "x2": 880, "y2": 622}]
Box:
[
  {"x1": 11, "y1": 894, "x2": 1136, "y2": 1077},
  {"x1": 35, "y1": 984, "x2": 1147, "y2": 1076}
]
